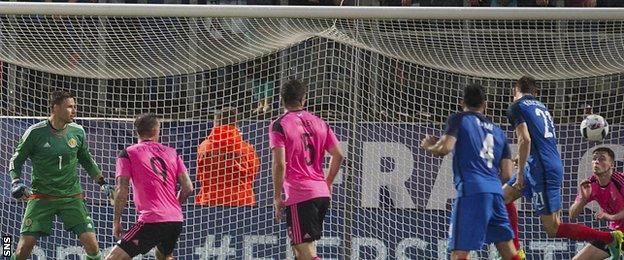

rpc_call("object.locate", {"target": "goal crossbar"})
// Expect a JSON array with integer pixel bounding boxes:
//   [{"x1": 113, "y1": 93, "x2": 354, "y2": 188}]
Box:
[{"x1": 1, "y1": 2, "x2": 624, "y2": 20}]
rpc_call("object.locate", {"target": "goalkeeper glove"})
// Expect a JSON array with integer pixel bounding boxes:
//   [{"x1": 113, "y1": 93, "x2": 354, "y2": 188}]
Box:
[
  {"x1": 11, "y1": 179, "x2": 32, "y2": 200},
  {"x1": 98, "y1": 179, "x2": 115, "y2": 205}
]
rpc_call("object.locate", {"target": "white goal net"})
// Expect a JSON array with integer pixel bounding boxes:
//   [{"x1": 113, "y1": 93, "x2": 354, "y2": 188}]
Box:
[{"x1": 1, "y1": 4, "x2": 624, "y2": 259}]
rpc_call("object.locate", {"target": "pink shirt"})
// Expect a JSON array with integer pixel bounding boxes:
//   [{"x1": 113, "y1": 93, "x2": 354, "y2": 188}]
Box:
[
  {"x1": 116, "y1": 140, "x2": 187, "y2": 223},
  {"x1": 576, "y1": 171, "x2": 624, "y2": 231},
  {"x1": 269, "y1": 110, "x2": 339, "y2": 205}
]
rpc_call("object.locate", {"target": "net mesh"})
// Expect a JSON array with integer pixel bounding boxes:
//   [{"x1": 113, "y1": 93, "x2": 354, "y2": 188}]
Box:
[
  {"x1": 1, "y1": 11, "x2": 624, "y2": 259},
  {"x1": 2, "y1": 16, "x2": 624, "y2": 80}
]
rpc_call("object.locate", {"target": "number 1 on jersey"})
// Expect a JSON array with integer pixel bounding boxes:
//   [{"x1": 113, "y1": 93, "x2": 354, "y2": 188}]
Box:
[{"x1": 58, "y1": 155, "x2": 62, "y2": 170}]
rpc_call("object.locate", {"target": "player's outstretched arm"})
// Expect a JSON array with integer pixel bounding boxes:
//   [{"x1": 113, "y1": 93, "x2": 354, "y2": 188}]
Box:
[
  {"x1": 569, "y1": 180, "x2": 591, "y2": 219},
  {"x1": 568, "y1": 199, "x2": 588, "y2": 220},
  {"x1": 420, "y1": 134, "x2": 456, "y2": 157},
  {"x1": 112, "y1": 176, "x2": 130, "y2": 240},
  {"x1": 177, "y1": 171, "x2": 193, "y2": 205},
  {"x1": 596, "y1": 208, "x2": 624, "y2": 221},
  {"x1": 77, "y1": 134, "x2": 114, "y2": 201},
  {"x1": 423, "y1": 113, "x2": 459, "y2": 157}
]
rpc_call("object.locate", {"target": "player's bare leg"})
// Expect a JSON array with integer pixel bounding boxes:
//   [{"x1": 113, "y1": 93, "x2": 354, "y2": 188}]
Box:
[
  {"x1": 451, "y1": 250, "x2": 470, "y2": 260},
  {"x1": 13, "y1": 235, "x2": 37, "y2": 260},
  {"x1": 155, "y1": 247, "x2": 174, "y2": 260},
  {"x1": 494, "y1": 240, "x2": 518, "y2": 260},
  {"x1": 78, "y1": 231, "x2": 101, "y2": 259},
  {"x1": 292, "y1": 242, "x2": 318, "y2": 260},
  {"x1": 539, "y1": 212, "x2": 561, "y2": 238},
  {"x1": 572, "y1": 244, "x2": 610, "y2": 260},
  {"x1": 105, "y1": 246, "x2": 131, "y2": 260},
  {"x1": 543, "y1": 211, "x2": 623, "y2": 259},
  {"x1": 502, "y1": 185, "x2": 522, "y2": 205}
]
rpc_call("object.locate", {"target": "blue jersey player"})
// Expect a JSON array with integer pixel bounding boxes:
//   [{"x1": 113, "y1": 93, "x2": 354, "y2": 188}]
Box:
[
  {"x1": 502, "y1": 76, "x2": 623, "y2": 259},
  {"x1": 421, "y1": 84, "x2": 520, "y2": 260}
]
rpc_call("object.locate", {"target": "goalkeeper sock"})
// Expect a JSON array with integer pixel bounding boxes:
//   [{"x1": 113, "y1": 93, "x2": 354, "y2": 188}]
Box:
[
  {"x1": 556, "y1": 223, "x2": 613, "y2": 243},
  {"x1": 506, "y1": 202, "x2": 521, "y2": 250},
  {"x1": 85, "y1": 251, "x2": 102, "y2": 260}
]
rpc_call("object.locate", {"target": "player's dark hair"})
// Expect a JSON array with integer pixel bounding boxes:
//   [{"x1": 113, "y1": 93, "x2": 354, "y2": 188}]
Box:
[
  {"x1": 134, "y1": 113, "x2": 159, "y2": 138},
  {"x1": 280, "y1": 79, "x2": 307, "y2": 107},
  {"x1": 463, "y1": 83, "x2": 485, "y2": 109},
  {"x1": 516, "y1": 76, "x2": 538, "y2": 95},
  {"x1": 214, "y1": 107, "x2": 238, "y2": 126},
  {"x1": 593, "y1": 147, "x2": 615, "y2": 162},
  {"x1": 49, "y1": 90, "x2": 74, "y2": 109}
]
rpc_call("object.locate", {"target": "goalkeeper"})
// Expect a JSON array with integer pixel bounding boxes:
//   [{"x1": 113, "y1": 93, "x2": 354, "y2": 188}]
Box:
[{"x1": 8, "y1": 90, "x2": 113, "y2": 260}]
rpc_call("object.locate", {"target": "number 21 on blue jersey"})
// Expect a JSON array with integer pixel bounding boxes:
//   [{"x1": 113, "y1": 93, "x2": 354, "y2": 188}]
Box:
[{"x1": 535, "y1": 108, "x2": 555, "y2": 138}]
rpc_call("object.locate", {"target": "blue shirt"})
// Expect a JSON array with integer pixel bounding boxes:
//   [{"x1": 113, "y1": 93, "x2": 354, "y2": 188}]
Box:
[
  {"x1": 445, "y1": 112, "x2": 510, "y2": 197},
  {"x1": 507, "y1": 95, "x2": 562, "y2": 179}
]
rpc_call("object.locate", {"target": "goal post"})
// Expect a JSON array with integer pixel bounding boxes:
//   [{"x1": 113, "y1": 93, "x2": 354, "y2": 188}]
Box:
[{"x1": 1, "y1": 3, "x2": 624, "y2": 259}]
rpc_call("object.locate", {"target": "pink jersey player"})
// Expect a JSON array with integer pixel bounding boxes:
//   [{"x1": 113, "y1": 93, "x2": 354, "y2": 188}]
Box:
[
  {"x1": 108, "y1": 113, "x2": 193, "y2": 260},
  {"x1": 116, "y1": 140, "x2": 187, "y2": 223},
  {"x1": 570, "y1": 147, "x2": 624, "y2": 260},
  {"x1": 270, "y1": 79, "x2": 344, "y2": 259},
  {"x1": 576, "y1": 172, "x2": 624, "y2": 231},
  {"x1": 269, "y1": 110, "x2": 339, "y2": 205}
]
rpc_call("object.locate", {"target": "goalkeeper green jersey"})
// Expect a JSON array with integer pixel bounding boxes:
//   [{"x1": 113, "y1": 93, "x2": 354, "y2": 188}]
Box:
[{"x1": 8, "y1": 120, "x2": 100, "y2": 196}]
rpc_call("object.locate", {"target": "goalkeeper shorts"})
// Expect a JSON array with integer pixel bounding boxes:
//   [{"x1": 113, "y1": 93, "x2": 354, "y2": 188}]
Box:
[{"x1": 20, "y1": 197, "x2": 94, "y2": 237}]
